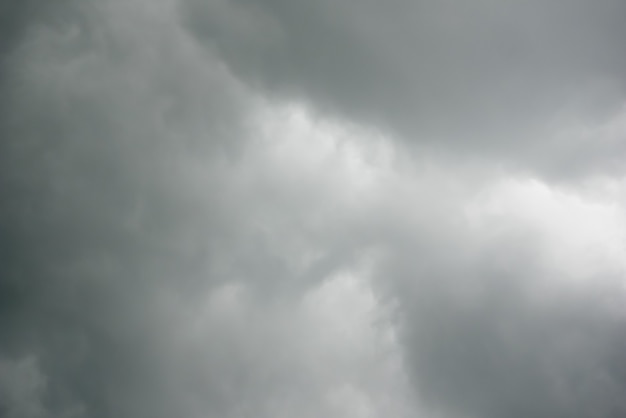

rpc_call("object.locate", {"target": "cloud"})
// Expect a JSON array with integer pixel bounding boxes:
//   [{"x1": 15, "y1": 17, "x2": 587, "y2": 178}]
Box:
[
  {"x1": 0, "y1": 3, "x2": 409, "y2": 415},
  {"x1": 0, "y1": 356, "x2": 48, "y2": 418},
  {"x1": 379, "y1": 176, "x2": 626, "y2": 418},
  {"x1": 183, "y1": 0, "x2": 626, "y2": 174},
  {"x1": 1, "y1": 1, "x2": 625, "y2": 418}
]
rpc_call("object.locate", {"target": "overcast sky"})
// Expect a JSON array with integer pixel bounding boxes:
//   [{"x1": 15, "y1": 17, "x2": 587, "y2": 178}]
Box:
[{"x1": 1, "y1": 1, "x2": 626, "y2": 417}]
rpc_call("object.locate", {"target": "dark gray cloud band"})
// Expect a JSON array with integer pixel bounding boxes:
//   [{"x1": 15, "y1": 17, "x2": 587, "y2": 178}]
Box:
[{"x1": 184, "y1": 0, "x2": 626, "y2": 174}]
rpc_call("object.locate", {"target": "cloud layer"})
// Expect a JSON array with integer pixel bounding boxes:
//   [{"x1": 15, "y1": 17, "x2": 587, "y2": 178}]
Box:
[
  {"x1": 1, "y1": 1, "x2": 625, "y2": 418},
  {"x1": 184, "y1": 0, "x2": 626, "y2": 172}
]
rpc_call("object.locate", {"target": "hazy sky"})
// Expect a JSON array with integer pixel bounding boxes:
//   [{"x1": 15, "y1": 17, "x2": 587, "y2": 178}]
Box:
[{"x1": 1, "y1": 1, "x2": 626, "y2": 418}]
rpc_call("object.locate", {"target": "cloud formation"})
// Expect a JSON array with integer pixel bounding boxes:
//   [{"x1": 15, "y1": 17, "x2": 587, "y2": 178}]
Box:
[
  {"x1": 1, "y1": 1, "x2": 625, "y2": 418},
  {"x1": 184, "y1": 0, "x2": 626, "y2": 171}
]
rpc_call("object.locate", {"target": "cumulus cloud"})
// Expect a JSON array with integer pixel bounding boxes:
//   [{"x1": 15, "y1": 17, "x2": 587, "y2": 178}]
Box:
[{"x1": 1, "y1": 1, "x2": 625, "y2": 418}]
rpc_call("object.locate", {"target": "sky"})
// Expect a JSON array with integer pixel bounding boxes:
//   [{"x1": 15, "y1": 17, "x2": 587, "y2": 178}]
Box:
[{"x1": 1, "y1": 1, "x2": 626, "y2": 417}]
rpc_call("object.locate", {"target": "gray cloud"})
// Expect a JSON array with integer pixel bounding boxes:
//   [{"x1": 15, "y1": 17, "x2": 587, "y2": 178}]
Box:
[
  {"x1": 183, "y1": 0, "x2": 626, "y2": 174},
  {"x1": 2, "y1": 1, "x2": 626, "y2": 418},
  {"x1": 379, "y1": 230, "x2": 626, "y2": 418},
  {"x1": 0, "y1": 3, "x2": 408, "y2": 417}
]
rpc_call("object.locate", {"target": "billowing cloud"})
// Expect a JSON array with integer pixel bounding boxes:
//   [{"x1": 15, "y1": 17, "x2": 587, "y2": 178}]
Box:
[
  {"x1": 1, "y1": 1, "x2": 625, "y2": 418},
  {"x1": 380, "y1": 177, "x2": 626, "y2": 418},
  {"x1": 184, "y1": 0, "x2": 626, "y2": 174}
]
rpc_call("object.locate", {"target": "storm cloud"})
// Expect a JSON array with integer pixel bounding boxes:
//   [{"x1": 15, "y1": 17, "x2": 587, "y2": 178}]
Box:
[
  {"x1": 1, "y1": 1, "x2": 625, "y2": 418},
  {"x1": 183, "y1": 0, "x2": 626, "y2": 173}
]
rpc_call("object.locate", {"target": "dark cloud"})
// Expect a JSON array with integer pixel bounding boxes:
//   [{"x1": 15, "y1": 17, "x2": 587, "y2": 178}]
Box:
[
  {"x1": 2, "y1": 1, "x2": 626, "y2": 418},
  {"x1": 183, "y1": 0, "x2": 626, "y2": 174},
  {"x1": 0, "y1": 1, "x2": 253, "y2": 416},
  {"x1": 379, "y1": 233, "x2": 626, "y2": 418},
  {"x1": 0, "y1": 3, "x2": 404, "y2": 417}
]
